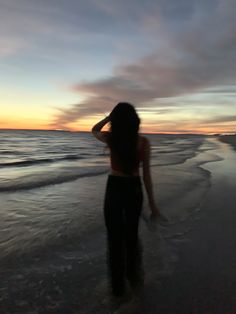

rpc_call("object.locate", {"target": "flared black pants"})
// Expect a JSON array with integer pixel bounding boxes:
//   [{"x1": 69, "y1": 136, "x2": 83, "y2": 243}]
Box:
[{"x1": 104, "y1": 175, "x2": 143, "y2": 295}]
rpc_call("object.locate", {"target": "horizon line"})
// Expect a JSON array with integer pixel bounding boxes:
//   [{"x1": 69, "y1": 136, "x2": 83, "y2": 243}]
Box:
[{"x1": 0, "y1": 127, "x2": 233, "y2": 135}]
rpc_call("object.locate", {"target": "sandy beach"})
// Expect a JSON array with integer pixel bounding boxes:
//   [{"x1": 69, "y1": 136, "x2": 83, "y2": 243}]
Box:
[{"x1": 0, "y1": 134, "x2": 236, "y2": 313}]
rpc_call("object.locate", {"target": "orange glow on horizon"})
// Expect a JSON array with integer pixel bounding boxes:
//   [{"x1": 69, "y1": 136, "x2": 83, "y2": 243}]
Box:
[
  {"x1": 1, "y1": 116, "x2": 235, "y2": 135},
  {"x1": 0, "y1": 118, "x2": 54, "y2": 131},
  {"x1": 1, "y1": 122, "x2": 235, "y2": 134}
]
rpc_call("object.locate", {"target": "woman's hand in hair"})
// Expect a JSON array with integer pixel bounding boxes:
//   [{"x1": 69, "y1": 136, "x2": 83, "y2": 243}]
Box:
[{"x1": 91, "y1": 116, "x2": 110, "y2": 143}]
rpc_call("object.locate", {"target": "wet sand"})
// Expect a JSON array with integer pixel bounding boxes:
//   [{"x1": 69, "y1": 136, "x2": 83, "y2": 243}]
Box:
[
  {"x1": 129, "y1": 138, "x2": 236, "y2": 314},
  {"x1": 218, "y1": 134, "x2": 236, "y2": 150}
]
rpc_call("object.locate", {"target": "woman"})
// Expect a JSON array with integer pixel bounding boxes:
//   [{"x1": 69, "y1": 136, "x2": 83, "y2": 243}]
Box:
[{"x1": 92, "y1": 102, "x2": 162, "y2": 296}]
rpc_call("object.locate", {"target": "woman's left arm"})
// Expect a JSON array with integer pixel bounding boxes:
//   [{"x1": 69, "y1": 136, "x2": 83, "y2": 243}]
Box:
[{"x1": 91, "y1": 116, "x2": 110, "y2": 143}]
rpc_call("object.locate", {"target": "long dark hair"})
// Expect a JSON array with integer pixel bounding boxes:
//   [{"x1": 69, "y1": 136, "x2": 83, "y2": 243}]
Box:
[{"x1": 108, "y1": 102, "x2": 140, "y2": 175}]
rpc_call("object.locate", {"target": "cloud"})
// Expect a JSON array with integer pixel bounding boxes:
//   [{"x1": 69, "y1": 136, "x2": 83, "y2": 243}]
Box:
[
  {"x1": 4, "y1": 0, "x2": 235, "y2": 130},
  {"x1": 51, "y1": 0, "x2": 236, "y2": 129},
  {"x1": 0, "y1": 0, "x2": 113, "y2": 58},
  {"x1": 202, "y1": 115, "x2": 236, "y2": 124}
]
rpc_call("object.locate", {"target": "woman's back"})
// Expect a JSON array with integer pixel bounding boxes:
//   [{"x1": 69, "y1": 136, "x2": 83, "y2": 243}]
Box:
[
  {"x1": 107, "y1": 102, "x2": 141, "y2": 176},
  {"x1": 110, "y1": 135, "x2": 147, "y2": 177}
]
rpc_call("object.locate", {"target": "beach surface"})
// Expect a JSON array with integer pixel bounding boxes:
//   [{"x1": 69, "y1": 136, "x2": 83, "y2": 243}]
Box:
[
  {"x1": 127, "y1": 138, "x2": 236, "y2": 314},
  {"x1": 0, "y1": 133, "x2": 236, "y2": 313},
  {"x1": 218, "y1": 134, "x2": 236, "y2": 150}
]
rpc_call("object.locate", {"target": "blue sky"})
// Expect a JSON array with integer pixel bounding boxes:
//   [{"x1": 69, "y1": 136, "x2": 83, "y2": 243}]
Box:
[{"x1": 1, "y1": 0, "x2": 236, "y2": 133}]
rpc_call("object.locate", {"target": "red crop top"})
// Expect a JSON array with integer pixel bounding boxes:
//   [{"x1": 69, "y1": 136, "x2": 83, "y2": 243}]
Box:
[{"x1": 110, "y1": 137, "x2": 146, "y2": 172}]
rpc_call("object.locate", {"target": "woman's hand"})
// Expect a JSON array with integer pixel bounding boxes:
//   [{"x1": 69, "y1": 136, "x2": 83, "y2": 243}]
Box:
[
  {"x1": 149, "y1": 202, "x2": 169, "y2": 225},
  {"x1": 149, "y1": 201, "x2": 160, "y2": 217}
]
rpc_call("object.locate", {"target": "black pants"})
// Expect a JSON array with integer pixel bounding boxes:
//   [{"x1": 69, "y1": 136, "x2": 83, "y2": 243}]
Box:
[{"x1": 104, "y1": 175, "x2": 143, "y2": 295}]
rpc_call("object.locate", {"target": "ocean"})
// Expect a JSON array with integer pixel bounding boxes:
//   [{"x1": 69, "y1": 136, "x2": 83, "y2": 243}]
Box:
[{"x1": 0, "y1": 130, "x2": 222, "y2": 313}]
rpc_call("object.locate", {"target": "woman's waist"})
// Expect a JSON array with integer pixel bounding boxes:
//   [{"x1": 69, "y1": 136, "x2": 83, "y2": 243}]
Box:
[
  {"x1": 109, "y1": 169, "x2": 140, "y2": 178},
  {"x1": 107, "y1": 173, "x2": 142, "y2": 186}
]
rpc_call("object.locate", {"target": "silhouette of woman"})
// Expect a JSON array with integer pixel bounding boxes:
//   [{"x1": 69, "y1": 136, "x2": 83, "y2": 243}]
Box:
[{"x1": 92, "y1": 102, "x2": 162, "y2": 296}]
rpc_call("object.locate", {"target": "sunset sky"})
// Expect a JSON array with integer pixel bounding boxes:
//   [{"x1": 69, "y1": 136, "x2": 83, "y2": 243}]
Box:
[{"x1": 1, "y1": 0, "x2": 236, "y2": 133}]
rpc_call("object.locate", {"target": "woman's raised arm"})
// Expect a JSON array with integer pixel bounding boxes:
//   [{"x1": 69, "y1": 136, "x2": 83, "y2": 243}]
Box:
[{"x1": 91, "y1": 116, "x2": 110, "y2": 143}]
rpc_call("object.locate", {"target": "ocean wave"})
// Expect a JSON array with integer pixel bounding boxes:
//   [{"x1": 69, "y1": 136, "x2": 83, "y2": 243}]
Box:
[
  {"x1": 0, "y1": 167, "x2": 108, "y2": 192},
  {"x1": 0, "y1": 150, "x2": 24, "y2": 155},
  {"x1": 0, "y1": 155, "x2": 85, "y2": 168}
]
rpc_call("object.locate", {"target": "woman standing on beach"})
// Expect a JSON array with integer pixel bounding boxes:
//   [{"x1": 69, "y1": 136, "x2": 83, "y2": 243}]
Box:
[{"x1": 92, "y1": 102, "x2": 162, "y2": 297}]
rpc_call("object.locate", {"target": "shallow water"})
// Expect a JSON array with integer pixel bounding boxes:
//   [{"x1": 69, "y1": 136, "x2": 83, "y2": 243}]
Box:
[{"x1": 0, "y1": 132, "x2": 222, "y2": 313}]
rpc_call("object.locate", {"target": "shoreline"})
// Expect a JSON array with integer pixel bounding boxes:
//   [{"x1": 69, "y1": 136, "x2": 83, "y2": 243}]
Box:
[
  {"x1": 218, "y1": 134, "x2": 236, "y2": 150},
  {"x1": 131, "y1": 137, "x2": 236, "y2": 313}
]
